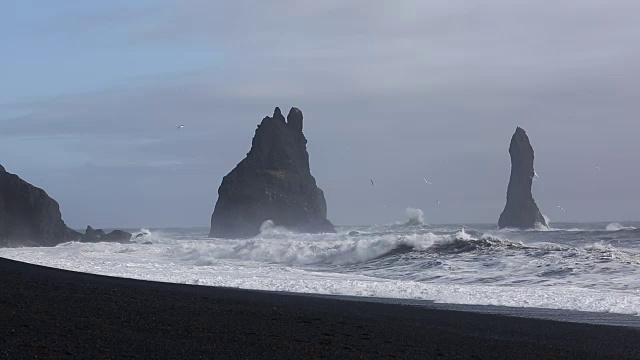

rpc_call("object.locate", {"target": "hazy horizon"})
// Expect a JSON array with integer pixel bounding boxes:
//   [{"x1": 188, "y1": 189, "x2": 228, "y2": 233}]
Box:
[{"x1": 2, "y1": 1, "x2": 640, "y2": 228}]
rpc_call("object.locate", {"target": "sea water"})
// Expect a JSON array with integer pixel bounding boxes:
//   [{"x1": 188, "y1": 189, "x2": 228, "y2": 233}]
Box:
[{"x1": 1, "y1": 216, "x2": 639, "y2": 317}]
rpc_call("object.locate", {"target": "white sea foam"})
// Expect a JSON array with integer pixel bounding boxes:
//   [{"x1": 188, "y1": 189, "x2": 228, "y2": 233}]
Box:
[
  {"x1": 455, "y1": 228, "x2": 473, "y2": 241},
  {"x1": 0, "y1": 242, "x2": 639, "y2": 316},
  {"x1": 606, "y1": 223, "x2": 637, "y2": 231},
  {"x1": 1, "y1": 225, "x2": 639, "y2": 316},
  {"x1": 404, "y1": 208, "x2": 425, "y2": 225},
  {"x1": 166, "y1": 232, "x2": 453, "y2": 266},
  {"x1": 533, "y1": 222, "x2": 550, "y2": 231}
]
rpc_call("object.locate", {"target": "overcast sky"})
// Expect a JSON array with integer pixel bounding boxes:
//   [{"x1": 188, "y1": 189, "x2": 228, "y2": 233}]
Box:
[{"x1": 2, "y1": 1, "x2": 640, "y2": 228}]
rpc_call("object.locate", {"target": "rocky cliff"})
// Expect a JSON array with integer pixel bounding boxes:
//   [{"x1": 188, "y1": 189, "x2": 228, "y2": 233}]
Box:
[
  {"x1": 498, "y1": 127, "x2": 547, "y2": 229},
  {"x1": 0, "y1": 165, "x2": 80, "y2": 246},
  {"x1": 210, "y1": 107, "x2": 335, "y2": 238}
]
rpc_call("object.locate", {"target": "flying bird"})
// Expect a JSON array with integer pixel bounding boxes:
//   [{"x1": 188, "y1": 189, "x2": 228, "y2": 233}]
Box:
[
  {"x1": 177, "y1": 125, "x2": 185, "y2": 129},
  {"x1": 557, "y1": 205, "x2": 566, "y2": 212},
  {"x1": 423, "y1": 178, "x2": 432, "y2": 185},
  {"x1": 370, "y1": 179, "x2": 374, "y2": 186}
]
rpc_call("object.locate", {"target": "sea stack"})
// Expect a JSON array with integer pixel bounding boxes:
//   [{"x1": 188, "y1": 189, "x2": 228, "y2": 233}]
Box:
[
  {"x1": 0, "y1": 165, "x2": 80, "y2": 246},
  {"x1": 80, "y1": 226, "x2": 132, "y2": 243},
  {"x1": 498, "y1": 127, "x2": 547, "y2": 229},
  {"x1": 209, "y1": 107, "x2": 335, "y2": 238}
]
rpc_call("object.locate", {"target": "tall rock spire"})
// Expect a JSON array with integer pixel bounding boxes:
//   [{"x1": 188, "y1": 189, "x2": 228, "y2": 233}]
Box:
[
  {"x1": 209, "y1": 107, "x2": 335, "y2": 238},
  {"x1": 498, "y1": 127, "x2": 547, "y2": 229}
]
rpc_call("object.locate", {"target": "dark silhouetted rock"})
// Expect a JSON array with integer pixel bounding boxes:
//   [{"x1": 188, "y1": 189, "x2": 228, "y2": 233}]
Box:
[
  {"x1": 82, "y1": 226, "x2": 105, "y2": 242},
  {"x1": 81, "y1": 226, "x2": 132, "y2": 243},
  {"x1": 102, "y1": 230, "x2": 132, "y2": 243},
  {"x1": 498, "y1": 127, "x2": 547, "y2": 229},
  {"x1": 210, "y1": 107, "x2": 335, "y2": 238},
  {"x1": 0, "y1": 165, "x2": 80, "y2": 247}
]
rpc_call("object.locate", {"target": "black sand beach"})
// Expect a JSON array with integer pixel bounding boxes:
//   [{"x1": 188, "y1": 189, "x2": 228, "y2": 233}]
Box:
[{"x1": 0, "y1": 257, "x2": 639, "y2": 359}]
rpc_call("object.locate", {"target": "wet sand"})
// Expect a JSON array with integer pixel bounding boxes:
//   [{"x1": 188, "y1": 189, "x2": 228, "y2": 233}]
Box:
[{"x1": 0, "y1": 257, "x2": 638, "y2": 359}]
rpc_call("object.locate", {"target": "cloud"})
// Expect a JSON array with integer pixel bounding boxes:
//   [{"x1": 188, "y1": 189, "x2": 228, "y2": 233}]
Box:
[
  {"x1": 119, "y1": 0, "x2": 640, "y2": 131},
  {"x1": 3, "y1": 0, "x2": 640, "y2": 226},
  {"x1": 26, "y1": 2, "x2": 165, "y2": 40}
]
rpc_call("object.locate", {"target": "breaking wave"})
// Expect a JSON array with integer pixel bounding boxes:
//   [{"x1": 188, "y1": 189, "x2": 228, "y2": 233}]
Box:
[
  {"x1": 605, "y1": 223, "x2": 637, "y2": 232},
  {"x1": 2, "y1": 222, "x2": 640, "y2": 317},
  {"x1": 403, "y1": 208, "x2": 425, "y2": 226},
  {"x1": 161, "y1": 229, "x2": 634, "y2": 268},
  {"x1": 169, "y1": 232, "x2": 452, "y2": 266}
]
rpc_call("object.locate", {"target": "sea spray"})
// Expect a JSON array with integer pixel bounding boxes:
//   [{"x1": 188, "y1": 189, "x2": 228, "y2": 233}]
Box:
[{"x1": 404, "y1": 208, "x2": 425, "y2": 226}]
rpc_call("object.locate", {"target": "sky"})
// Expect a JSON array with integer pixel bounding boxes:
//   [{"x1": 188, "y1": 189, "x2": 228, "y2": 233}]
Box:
[{"x1": 2, "y1": 0, "x2": 640, "y2": 228}]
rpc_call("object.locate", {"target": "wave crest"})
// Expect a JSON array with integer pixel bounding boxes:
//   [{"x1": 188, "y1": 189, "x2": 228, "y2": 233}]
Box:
[
  {"x1": 166, "y1": 229, "x2": 536, "y2": 267},
  {"x1": 605, "y1": 223, "x2": 637, "y2": 231},
  {"x1": 170, "y1": 232, "x2": 446, "y2": 266}
]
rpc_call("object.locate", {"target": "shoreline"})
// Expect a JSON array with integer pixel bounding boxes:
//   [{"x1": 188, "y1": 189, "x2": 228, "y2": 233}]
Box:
[
  {"x1": 318, "y1": 295, "x2": 640, "y2": 328},
  {"x1": 1, "y1": 257, "x2": 639, "y2": 359},
  {"x1": 2, "y1": 251, "x2": 639, "y2": 329}
]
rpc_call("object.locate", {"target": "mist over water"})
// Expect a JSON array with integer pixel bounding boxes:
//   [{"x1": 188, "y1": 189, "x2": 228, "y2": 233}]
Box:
[
  {"x1": 1, "y1": 213, "x2": 640, "y2": 317},
  {"x1": 403, "y1": 208, "x2": 425, "y2": 226}
]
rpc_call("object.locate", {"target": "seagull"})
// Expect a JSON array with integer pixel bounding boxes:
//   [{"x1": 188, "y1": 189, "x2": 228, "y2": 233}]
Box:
[
  {"x1": 557, "y1": 205, "x2": 566, "y2": 212},
  {"x1": 436, "y1": 200, "x2": 441, "y2": 205},
  {"x1": 177, "y1": 125, "x2": 185, "y2": 129},
  {"x1": 595, "y1": 166, "x2": 601, "y2": 171},
  {"x1": 423, "y1": 178, "x2": 433, "y2": 185},
  {"x1": 370, "y1": 179, "x2": 374, "y2": 186}
]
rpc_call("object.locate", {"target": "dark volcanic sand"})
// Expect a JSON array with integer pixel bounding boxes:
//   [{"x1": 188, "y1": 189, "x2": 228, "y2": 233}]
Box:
[{"x1": 0, "y1": 257, "x2": 639, "y2": 359}]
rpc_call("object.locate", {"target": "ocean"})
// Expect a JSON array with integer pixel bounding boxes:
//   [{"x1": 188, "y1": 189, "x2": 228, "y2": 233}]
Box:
[{"x1": 1, "y1": 215, "x2": 639, "y2": 319}]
